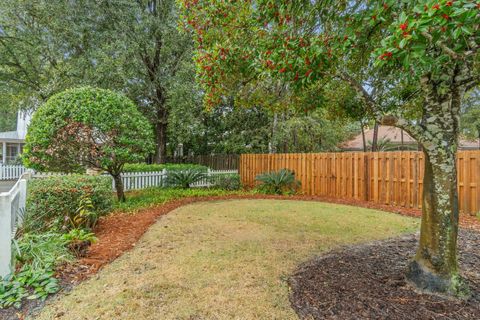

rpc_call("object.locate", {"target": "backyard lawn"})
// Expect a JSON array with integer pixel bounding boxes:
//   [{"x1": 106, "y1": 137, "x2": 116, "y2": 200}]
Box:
[{"x1": 34, "y1": 199, "x2": 418, "y2": 319}]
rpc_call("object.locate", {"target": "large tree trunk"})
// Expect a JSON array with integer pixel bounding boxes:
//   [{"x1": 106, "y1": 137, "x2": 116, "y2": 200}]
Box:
[
  {"x1": 112, "y1": 174, "x2": 126, "y2": 202},
  {"x1": 153, "y1": 120, "x2": 168, "y2": 164},
  {"x1": 406, "y1": 147, "x2": 465, "y2": 295},
  {"x1": 406, "y1": 80, "x2": 468, "y2": 297}
]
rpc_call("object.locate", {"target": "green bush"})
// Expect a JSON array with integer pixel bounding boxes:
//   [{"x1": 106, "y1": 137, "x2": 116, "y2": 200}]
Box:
[
  {"x1": 167, "y1": 170, "x2": 207, "y2": 189},
  {"x1": 123, "y1": 163, "x2": 208, "y2": 173},
  {"x1": 24, "y1": 175, "x2": 113, "y2": 233},
  {"x1": 211, "y1": 174, "x2": 241, "y2": 191},
  {"x1": 255, "y1": 169, "x2": 300, "y2": 195},
  {"x1": 0, "y1": 232, "x2": 72, "y2": 308}
]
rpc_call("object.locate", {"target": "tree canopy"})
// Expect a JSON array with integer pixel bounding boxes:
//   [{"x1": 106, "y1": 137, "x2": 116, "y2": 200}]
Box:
[{"x1": 23, "y1": 87, "x2": 155, "y2": 201}]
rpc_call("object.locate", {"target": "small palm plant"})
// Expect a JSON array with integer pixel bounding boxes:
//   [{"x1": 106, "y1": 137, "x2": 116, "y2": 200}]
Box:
[
  {"x1": 255, "y1": 169, "x2": 300, "y2": 195},
  {"x1": 167, "y1": 170, "x2": 208, "y2": 189}
]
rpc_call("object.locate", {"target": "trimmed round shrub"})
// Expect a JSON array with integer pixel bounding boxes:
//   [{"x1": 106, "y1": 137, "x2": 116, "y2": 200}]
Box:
[
  {"x1": 23, "y1": 175, "x2": 113, "y2": 233},
  {"x1": 22, "y1": 86, "x2": 155, "y2": 202}
]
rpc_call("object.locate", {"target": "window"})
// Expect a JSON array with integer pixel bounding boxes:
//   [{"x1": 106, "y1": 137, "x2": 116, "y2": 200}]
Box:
[{"x1": 6, "y1": 143, "x2": 21, "y2": 164}]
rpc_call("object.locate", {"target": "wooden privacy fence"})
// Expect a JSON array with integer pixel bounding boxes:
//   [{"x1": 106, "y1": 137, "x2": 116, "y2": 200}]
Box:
[
  {"x1": 165, "y1": 154, "x2": 240, "y2": 170},
  {"x1": 240, "y1": 151, "x2": 480, "y2": 216}
]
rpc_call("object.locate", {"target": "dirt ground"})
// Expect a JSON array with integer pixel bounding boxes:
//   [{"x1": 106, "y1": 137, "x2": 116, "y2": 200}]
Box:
[{"x1": 289, "y1": 230, "x2": 480, "y2": 320}]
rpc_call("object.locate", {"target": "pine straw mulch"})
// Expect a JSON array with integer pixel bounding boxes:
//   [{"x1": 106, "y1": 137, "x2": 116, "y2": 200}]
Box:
[
  {"x1": 288, "y1": 229, "x2": 480, "y2": 320},
  {"x1": 2, "y1": 194, "x2": 480, "y2": 319}
]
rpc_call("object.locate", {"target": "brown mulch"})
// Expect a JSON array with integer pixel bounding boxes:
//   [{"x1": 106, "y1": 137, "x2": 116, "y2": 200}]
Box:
[
  {"x1": 288, "y1": 229, "x2": 480, "y2": 320},
  {"x1": 2, "y1": 194, "x2": 479, "y2": 320}
]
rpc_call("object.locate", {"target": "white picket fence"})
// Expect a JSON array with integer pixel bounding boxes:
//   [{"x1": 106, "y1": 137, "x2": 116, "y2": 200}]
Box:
[
  {"x1": 0, "y1": 165, "x2": 28, "y2": 180},
  {"x1": 0, "y1": 173, "x2": 29, "y2": 278},
  {"x1": 117, "y1": 169, "x2": 238, "y2": 191}
]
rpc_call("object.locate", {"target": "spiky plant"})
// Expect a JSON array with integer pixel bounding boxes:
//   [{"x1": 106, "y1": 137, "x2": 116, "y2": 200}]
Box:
[
  {"x1": 167, "y1": 170, "x2": 207, "y2": 189},
  {"x1": 255, "y1": 169, "x2": 300, "y2": 195}
]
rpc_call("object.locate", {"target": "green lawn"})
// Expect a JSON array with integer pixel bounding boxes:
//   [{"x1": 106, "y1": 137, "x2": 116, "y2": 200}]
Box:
[{"x1": 34, "y1": 200, "x2": 419, "y2": 320}]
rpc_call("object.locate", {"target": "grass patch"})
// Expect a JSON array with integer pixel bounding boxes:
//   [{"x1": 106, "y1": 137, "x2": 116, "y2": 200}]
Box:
[
  {"x1": 35, "y1": 200, "x2": 418, "y2": 319},
  {"x1": 114, "y1": 187, "x2": 250, "y2": 213}
]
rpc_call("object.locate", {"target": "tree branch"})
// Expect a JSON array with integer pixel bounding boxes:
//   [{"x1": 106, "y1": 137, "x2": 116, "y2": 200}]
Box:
[{"x1": 421, "y1": 31, "x2": 460, "y2": 60}]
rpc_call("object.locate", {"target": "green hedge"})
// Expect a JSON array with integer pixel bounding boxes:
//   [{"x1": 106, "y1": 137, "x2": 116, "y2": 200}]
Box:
[
  {"x1": 123, "y1": 163, "x2": 208, "y2": 173},
  {"x1": 24, "y1": 175, "x2": 113, "y2": 233}
]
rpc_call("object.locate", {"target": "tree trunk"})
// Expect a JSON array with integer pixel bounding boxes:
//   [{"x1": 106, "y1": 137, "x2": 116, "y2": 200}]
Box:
[
  {"x1": 360, "y1": 119, "x2": 367, "y2": 152},
  {"x1": 371, "y1": 121, "x2": 379, "y2": 152},
  {"x1": 153, "y1": 120, "x2": 168, "y2": 164},
  {"x1": 406, "y1": 83, "x2": 468, "y2": 297},
  {"x1": 112, "y1": 174, "x2": 126, "y2": 202}
]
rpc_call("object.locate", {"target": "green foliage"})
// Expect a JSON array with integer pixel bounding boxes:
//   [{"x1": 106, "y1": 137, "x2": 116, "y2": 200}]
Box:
[
  {"x1": 0, "y1": 264, "x2": 60, "y2": 309},
  {"x1": 62, "y1": 229, "x2": 97, "y2": 244},
  {"x1": 460, "y1": 90, "x2": 480, "y2": 140},
  {"x1": 23, "y1": 87, "x2": 155, "y2": 175},
  {"x1": 62, "y1": 229, "x2": 98, "y2": 258},
  {"x1": 272, "y1": 109, "x2": 359, "y2": 153},
  {"x1": 24, "y1": 175, "x2": 113, "y2": 234},
  {"x1": 167, "y1": 170, "x2": 207, "y2": 189},
  {"x1": 114, "y1": 188, "x2": 249, "y2": 213},
  {"x1": 123, "y1": 163, "x2": 208, "y2": 173},
  {"x1": 255, "y1": 169, "x2": 301, "y2": 195},
  {"x1": 210, "y1": 174, "x2": 241, "y2": 191},
  {"x1": 14, "y1": 233, "x2": 73, "y2": 270},
  {"x1": 0, "y1": 232, "x2": 72, "y2": 309}
]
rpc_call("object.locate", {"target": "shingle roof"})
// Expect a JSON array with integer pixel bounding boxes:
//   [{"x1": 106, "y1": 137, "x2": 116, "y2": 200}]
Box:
[{"x1": 342, "y1": 125, "x2": 480, "y2": 150}]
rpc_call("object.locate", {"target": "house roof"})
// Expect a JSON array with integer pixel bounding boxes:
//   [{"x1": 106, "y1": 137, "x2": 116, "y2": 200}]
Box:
[
  {"x1": 342, "y1": 125, "x2": 480, "y2": 150},
  {"x1": 0, "y1": 131, "x2": 22, "y2": 141}
]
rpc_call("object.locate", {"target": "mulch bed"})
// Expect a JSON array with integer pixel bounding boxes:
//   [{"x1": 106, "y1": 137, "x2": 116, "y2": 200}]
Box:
[
  {"x1": 2, "y1": 194, "x2": 479, "y2": 319},
  {"x1": 289, "y1": 229, "x2": 480, "y2": 320}
]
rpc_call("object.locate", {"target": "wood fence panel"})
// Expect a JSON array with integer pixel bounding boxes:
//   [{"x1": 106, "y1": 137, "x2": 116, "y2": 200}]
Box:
[{"x1": 240, "y1": 151, "x2": 480, "y2": 216}]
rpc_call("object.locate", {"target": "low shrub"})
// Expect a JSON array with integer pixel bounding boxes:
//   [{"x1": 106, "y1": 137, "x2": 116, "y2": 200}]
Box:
[
  {"x1": 211, "y1": 174, "x2": 241, "y2": 191},
  {"x1": 123, "y1": 163, "x2": 208, "y2": 173},
  {"x1": 0, "y1": 232, "x2": 73, "y2": 308},
  {"x1": 24, "y1": 175, "x2": 113, "y2": 234},
  {"x1": 255, "y1": 169, "x2": 301, "y2": 195},
  {"x1": 62, "y1": 229, "x2": 97, "y2": 258},
  {"x1": 167, "y1": 170, "x2": 207, "y2": 189}
]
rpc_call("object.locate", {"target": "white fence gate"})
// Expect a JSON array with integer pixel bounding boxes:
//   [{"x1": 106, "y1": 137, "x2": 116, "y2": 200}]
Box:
[
  {"x1": 0, "y1": 165, "x2": 28, "y2": 180},
  {"x1": 0, "y1": 174, "x2": 28, "y2": 278}
]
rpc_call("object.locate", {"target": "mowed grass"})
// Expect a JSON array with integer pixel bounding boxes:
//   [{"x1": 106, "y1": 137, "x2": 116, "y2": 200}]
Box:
[{"x1": 34, "y1": 200, "x2": 419, "y2": 320}]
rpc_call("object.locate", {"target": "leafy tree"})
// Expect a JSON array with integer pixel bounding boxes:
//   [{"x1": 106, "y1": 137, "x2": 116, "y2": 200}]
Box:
[
  {"x1": 0, "y1": 0, "x2": 194, "y2": 163},
  {"x1": 23, "y1": 87, "x2": 155, "y2": 202},
  {"x1": 272, "y1": 109, "x2": 358, "y2": 153},
  {"x1": 181, "y1": 0, "x2": 480, "y2": 296}
]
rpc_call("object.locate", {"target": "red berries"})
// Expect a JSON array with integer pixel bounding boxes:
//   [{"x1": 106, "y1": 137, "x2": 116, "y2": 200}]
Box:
[
  {"x1": 399, "y1": 23, "x2": 408, "y2": 31},
  {"x1": 442, "y1": 13, "x2": 450, "y2": 20},
  {"x1": 432, "y1": 4, "x2": 440, "y2": 10},
  {"x1": 279, "y1": 67, "x2": 286, "y2": 73},
  {"x1": 446, "y1": 1, "x2": 453, "y2": 6},
  {"x1": 379, "y1": 51, "x2": 393, "y2": 60}
]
